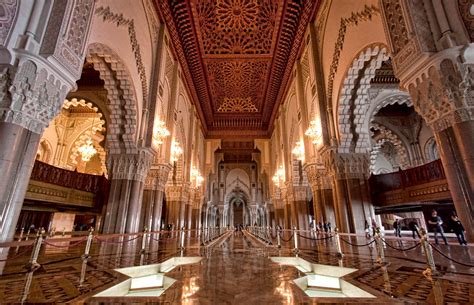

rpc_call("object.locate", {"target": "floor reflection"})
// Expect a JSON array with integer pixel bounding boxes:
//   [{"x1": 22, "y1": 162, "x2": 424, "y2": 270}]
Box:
[{"x1": 0, "y1": 231, "x2": 471, "y2": 304}]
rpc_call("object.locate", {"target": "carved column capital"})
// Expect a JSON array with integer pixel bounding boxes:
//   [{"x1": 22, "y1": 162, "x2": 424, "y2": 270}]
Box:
[
  {"x1": 145, "y1": 163, "x2": 172, "y2": 191},
  {"x1": 407, "y1": 58, "x2": 474, "y2": 132},
  {"x1": 322, "y1": 150, "x2": 369, "y2": 180},
  {"x1": 165, "y1": 183, "x2": 190, "y2": 202},
  {"x1": 0, "y1": 64, "x2": 71, "y2": 134},
  {"x1": 108, "y1": 150, "x2": 153, "y2": 182}
]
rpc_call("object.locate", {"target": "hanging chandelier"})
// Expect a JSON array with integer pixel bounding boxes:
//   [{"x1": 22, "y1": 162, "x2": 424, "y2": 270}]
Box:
[
  {"x1": 153, "y1": 118, "x2": 170, "y2": 145},
  {"x1": 79, "y1": 117, "x2": 97, "y2": 162},
  {"x1": 305, "y1": 118, "x2": 322, "y2": 144},
  {"x1": 291, "y1": 141, "x2": 305, "y2": 161},
  {"x1": 78, "y1": 138, "x2": 97, "y2": 162},
  {"x1": 170, "y1": 141, "x2": 183, "y2": 162}
]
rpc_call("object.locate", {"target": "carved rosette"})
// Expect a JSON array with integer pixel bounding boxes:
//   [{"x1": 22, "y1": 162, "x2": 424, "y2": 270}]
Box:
[
  {"x1": 108, "y1": 150, "x2": 152, "y2": 182},
  {"x1": 145, "y1": 163, "x2": 172, "y2": 191}
]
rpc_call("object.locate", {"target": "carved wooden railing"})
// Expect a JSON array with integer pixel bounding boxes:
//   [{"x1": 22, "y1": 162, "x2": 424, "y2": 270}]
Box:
[
  {"x1": 28, "y1": 160, "x2": 109, "y2": 206},
  {"x1": 369, "y1": 159, "x2": 451, "y2": 206}
]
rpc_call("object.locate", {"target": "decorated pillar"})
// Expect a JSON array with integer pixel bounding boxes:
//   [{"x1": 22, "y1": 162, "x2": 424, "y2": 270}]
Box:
[
  {"x1": 0, "y1": 1, "x2": 95, "y2": 242},
  {"x1": 380, "y1": 0, "x2": 474, "y2": 238},
  {"x1": 143, "y1": 164, "x2": 172, "y2": 231},
  {"x1": 322, "y1": 151, "x2": 371, "y2": 233},
  {"x1": 103, "y1": 151, "x2": 152, "y2": 234},
  {"x1": 165, "y1": 184, "x2": 189, "y2": 230}
]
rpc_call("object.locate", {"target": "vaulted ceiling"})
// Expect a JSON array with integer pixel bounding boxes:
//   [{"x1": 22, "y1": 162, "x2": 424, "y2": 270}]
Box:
[{"x1": 156, "y1": 0, "x2": 320, "y2": 138}]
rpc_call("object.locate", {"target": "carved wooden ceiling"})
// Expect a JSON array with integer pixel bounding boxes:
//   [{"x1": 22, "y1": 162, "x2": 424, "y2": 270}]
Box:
[{"x1": 156, "y1": 0, "x2": 319, "y2": 138}]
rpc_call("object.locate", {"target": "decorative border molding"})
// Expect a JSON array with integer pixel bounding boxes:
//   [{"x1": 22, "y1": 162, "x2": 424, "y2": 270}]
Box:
[{"x1": 95, "y1": 6, "x2": 149, "y2": 105}]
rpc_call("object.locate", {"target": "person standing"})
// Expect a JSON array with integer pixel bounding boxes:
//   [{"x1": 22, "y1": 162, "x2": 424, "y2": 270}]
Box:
[
  {"x1": 451, "y1": 214, "x2": 467, "y2": 245},
  {"x1": 428, "y1": 210, "x2": 448, "y2": 245}
]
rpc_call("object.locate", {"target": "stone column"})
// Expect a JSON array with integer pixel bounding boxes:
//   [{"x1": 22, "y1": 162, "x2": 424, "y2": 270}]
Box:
[
  {"x1": 102, "y1": 151, "x2": 152, "y2": 234},
  {"x1": 165, "y1": 184, "x2": 189, "y2": 229},
  {"x1": 143, "y1": 164, "x2": 171, "y2": 231},
  {"x1": 322, "y1": 152, "x2": 371, "y2": 233}
]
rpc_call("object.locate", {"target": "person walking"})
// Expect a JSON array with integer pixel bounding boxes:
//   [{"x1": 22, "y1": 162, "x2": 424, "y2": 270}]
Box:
[
  {"x1": 451, "y1": 214, "x2": 467, "y2": 245},
  {"x1": 393, "y1": 219, "x2": 401, "y2": 237},
  {"x1": 428, "y1": 210, "x2": 448, "y2": 245}
]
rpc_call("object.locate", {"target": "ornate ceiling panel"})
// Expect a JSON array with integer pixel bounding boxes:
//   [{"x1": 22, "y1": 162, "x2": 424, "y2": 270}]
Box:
[{"x1": 156, "y1": 0, "x2": 319, "y2": 138}]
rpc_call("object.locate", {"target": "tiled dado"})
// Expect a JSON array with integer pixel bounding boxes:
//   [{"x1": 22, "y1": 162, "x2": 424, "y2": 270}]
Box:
[{"x1": 0, "y1": 233, "x2": 472, "y2": 304}]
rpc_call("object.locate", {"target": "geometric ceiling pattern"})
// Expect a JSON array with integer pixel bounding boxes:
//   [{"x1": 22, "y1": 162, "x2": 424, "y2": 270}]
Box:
[{"x1": 156, "y1": 0, "x2": 320, "y2": 138}]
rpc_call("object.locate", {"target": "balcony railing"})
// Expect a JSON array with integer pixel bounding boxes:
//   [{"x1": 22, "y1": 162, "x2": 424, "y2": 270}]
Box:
[
  {"x1": 369, "y1": 159, "x2": 450, "y2": 206},
  {"x1": 29, "y1": 160, "x2": 109, "y2": 203}
]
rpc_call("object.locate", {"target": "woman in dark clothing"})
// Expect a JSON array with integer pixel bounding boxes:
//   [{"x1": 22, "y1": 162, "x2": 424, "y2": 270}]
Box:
[{"x1": 451, "y1": 215, "x2": 467, "y2": 245}]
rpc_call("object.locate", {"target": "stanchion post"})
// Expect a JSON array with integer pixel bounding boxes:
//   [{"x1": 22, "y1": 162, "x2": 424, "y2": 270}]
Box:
[
  {"x1": 180, "y1": 226, "x2": 185, "y2": 250},
  {"x1": 18, "y1": 227, "x2": 24, "y2": 242},
  {"x1": 334, "y1": 227, "x2": 343, "y2": 257},
  {"x1": 277, "y1": 227, "x2": 281, "y2": 248},
  {"x1": 25, "y1": 229, "x2": 30, "y2": 241},
  {"x1": 141, "y1": 227, "x2": 149, "y2": 254},
  {"x1": 293, "y1": 226, "x2": 299, "y2": 252},
  {"x1": 82, "y1": 228, "x2": 94, "y2": 259},
  {"x1": 26, "y1": 228, "x2": 45, "y2": 271},
  {"x1": 419, "y1": 227, "x2": 439, "y2": 278},
  {"x1": 375, "y1": 229, "x2": 385, "y2": 264}
]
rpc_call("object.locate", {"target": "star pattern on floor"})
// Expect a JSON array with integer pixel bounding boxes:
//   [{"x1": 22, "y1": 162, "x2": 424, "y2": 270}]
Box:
[
  {"x1": 270, "y1": 256, "x2": 375, "y2": 298},
  {"x1": 93, "y1": 256, "x2": 202, "y2": 298}
]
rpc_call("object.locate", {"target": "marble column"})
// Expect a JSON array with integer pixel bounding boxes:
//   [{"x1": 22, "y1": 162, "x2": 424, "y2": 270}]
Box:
[
  {"x1": 333, "y1": 178, "x2": 351, "y2": 233},
  {"x1": 103, "y1": 152, "x2": 151, "y2": 234},
  {"x1": 0, "y1": 123, "x2": 41, "y2": 242},
  {"x1": 435, "y1": 126, "x2": 474, "y2": 239}
]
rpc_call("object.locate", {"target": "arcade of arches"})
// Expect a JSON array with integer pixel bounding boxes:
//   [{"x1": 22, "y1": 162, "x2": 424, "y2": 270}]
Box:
[{"x1": 0, "y1": 0, "x2": 473, "y2": 303}]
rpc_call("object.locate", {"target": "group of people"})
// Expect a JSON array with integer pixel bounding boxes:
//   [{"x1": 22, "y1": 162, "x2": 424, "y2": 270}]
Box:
[
  {"x1": 312, "y1": 221, "x2": 332, "y2": 233},
  {"x1": 393, "y1": 210, "x2": 468, "y2": 246}
]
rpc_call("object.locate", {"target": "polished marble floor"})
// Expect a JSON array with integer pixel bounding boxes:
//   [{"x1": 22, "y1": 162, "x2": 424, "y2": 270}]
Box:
[{"x1": 0, "y1": 230, "x2": 472, "y2": 304}]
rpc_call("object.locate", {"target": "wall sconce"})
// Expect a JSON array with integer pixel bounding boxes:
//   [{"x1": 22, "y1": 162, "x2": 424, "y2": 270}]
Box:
[
  {"x1": 291, "y1": 141, "x2": 305, "y2": 162},
  {"x1": 153, "y1": 118, "x2": 170, "y2": 145},
  {"x1": 170, "y1": 141, "x2": 183, "y2": 162},
  {"x1": 305, "y1": 118, "x2": 322, "y2": 144}
]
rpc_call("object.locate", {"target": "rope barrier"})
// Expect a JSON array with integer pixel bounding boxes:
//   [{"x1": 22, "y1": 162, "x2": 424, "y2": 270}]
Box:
[
  {"x1": 279, "y1": 233, "x2": 294, "y2": 243},
  {"x1": 430, "y1": 243, "x2": 474, "y2": 268},
  {"x1": 43, "y1": 238, "x2": 87, "y2": 248},
  {"x1": 339, "y1": 237, "x2": 375, "y2": 247},
  {"x1": 382, "y1": 239, "x2": 421, "y2": 251},
  {"x1": 94, "y1": 235, "x2": 140, "y2": 244},
  {"x1": 296, "y1": 233, "x2": 334, "y2": 241},
  {"x1": 0, "y1": 245, "x2": 34, "y2": 262}
]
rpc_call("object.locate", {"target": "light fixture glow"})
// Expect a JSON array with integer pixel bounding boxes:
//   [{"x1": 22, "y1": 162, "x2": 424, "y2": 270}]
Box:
[
  {"x1": 305, "y1": 119, "x2": 322, "y2": 144},
  {"x1": 153, "y1": 118, "x2": 170, "y2": 145},
  {"x1": 292, "y1": 141, "x2": 305, "y2": 161},
  {"x1": 170, "y1": 141, "x2": 183, "y2": 162},
  {"x1": 78, "y1": 138, "x2": 97, "y2": 162},
  {"x1": 273, "y1": 165, "x2": 285, "y2": 187}
]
